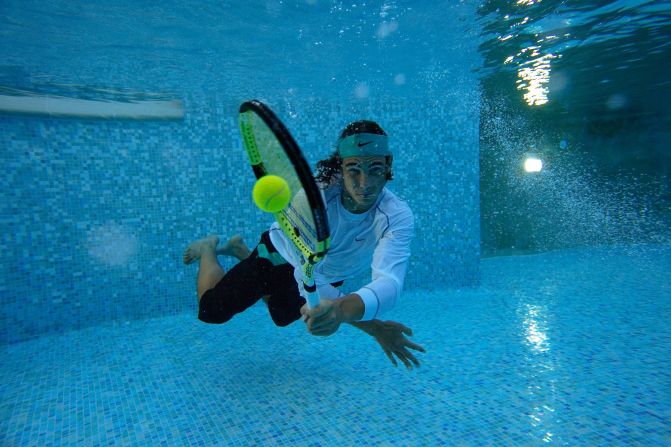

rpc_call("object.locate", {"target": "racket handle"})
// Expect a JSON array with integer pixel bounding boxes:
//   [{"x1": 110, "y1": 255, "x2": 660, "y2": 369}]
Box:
[
  {"x1": 305, "y1": 288, "x2": 321, "y2": 309},
  {"x1": 303, "y1": 277, "x2": 320, "y2": 308},
  {"x1": 302, "y1": 261, "x2": 320, "y2": 308}
]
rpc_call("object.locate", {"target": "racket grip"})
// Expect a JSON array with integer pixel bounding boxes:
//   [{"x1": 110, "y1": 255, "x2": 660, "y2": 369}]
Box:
[
  {"x1": 305, "y1": 288, "x2": 321, "y2": 309},
  {"x1": 302, "y1": 262, "x2": 320, "y2": 308},
  {"x1": 303, "y1": 277, "x2": 320, "y2": 308}
]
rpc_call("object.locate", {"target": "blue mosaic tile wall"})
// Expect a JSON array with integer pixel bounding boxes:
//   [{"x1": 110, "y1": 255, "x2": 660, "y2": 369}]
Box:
[{"x1": 0, "y1": 90, "x2": 480, "y2": 344}]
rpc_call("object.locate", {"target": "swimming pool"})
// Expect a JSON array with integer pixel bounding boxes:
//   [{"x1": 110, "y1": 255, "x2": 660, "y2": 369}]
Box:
[
  {"x1": 2, "y1": 245, "x2": 669, "y2": 445},
  {"x1": 1, "y1": 1, "x2": 670, "y2": 446}
]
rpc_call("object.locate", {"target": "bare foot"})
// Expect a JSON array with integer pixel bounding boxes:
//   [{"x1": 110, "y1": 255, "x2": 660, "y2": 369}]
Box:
[
  {"x1": 183, "y1": 235, "x2": 219, "y2": 265},
  {"x1": 217, "y1": 235, "x2": 252, "y2": 260}
]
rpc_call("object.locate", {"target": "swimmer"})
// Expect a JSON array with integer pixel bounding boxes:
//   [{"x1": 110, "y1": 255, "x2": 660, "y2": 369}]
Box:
[{"x1": 185, "y1": 120, "x2": 425, "y2": 369}]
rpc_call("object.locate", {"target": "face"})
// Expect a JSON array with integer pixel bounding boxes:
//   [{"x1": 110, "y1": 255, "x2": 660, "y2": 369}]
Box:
[{"x1": 341, "y1": 156, "x2": 389, "y2": 213}]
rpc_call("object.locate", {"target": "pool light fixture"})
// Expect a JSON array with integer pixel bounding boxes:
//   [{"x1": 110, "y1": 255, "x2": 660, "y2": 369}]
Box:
[{"x1": 524, "y1": 157, "x2": 543, "y2": 173}]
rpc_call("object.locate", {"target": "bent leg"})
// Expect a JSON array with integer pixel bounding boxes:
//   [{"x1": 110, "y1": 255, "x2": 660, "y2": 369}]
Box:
[
  {"x1": 198, "y1": 252, "x2": 274, "y2": 324},
  {"x1": 215, "y1": 235, "x2": 268, "y2": 304},
  {"x1": 216, "y1": 235, "x2": 252, "y2": 260},
  {"x1": 197, "y1": 248, "x2": 224, "y2": 301},
  {"x1": 183, "y1": 235, "x2": 225, "y2": 301},
  {"x1": 185, "y1": 231, "x2": 285, "y2": 325}
]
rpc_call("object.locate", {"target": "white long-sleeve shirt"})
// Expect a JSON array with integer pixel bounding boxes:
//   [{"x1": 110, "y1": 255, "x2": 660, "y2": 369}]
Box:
[{"x1": 268, "y1": 186, "x2": 414, "y2": 321}]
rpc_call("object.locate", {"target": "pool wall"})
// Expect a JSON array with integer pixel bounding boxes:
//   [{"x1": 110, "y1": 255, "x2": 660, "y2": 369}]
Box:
[{"x1": 1, "y1": 87, "x2": 481, "y2": 344}]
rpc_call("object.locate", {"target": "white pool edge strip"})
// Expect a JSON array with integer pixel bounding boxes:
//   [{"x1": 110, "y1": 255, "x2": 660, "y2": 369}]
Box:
[{"x1": 0, "y1": 94, "x2": 184, "y2": 120}]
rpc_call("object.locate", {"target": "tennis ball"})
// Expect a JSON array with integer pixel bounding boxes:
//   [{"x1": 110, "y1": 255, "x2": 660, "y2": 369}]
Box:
[{"x1": 252, "y1": 175, "x2": 291, "y2": 213}]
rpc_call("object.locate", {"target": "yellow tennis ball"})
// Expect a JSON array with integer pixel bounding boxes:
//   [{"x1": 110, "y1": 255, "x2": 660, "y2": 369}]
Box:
[{"x1": 252, "y1": 175, "x2": 291, "y2": 213}]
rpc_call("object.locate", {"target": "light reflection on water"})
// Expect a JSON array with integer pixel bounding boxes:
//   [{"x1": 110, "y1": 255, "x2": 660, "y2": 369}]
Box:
[
  {"x1": 478, "y1": 0, "x2": 671, "y2": 108},
  {"x1": 516, "y1": 50, "x2": 558, "y2": 105},
  {"x1": 523, "y1": 303, "x2": 550, "y2": 353},
  {"x1": 518, "y1": 298, "x2": 557, "y2": 443}
]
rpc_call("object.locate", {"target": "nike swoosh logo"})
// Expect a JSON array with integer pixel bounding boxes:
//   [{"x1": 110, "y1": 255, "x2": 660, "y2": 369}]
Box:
[
  {"x1": 355, "y1": 237, "x2": 365, "y2": 242},
  {"x1": 357, "y1": 141, "x2": 374, "y2": 147}
]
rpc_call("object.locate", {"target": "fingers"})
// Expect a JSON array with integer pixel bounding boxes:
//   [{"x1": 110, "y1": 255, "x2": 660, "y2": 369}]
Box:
[
  {"x1": 313, "y1": 303, "x2": 332, "y2": 318},
  {"x1": 303, "y1": 302, "x2": 337, "y2": 333},
  {"x1": 396, "y1": 351, "x2": 413, "y2": 370},
  {"x1": 308, "y1": 325, "x2": 336, "y2": 337},
  {"x1": 310, "y1": 321, "x2": 329, "y2": 334},
  {"x1": 302, "y1": 303, "x2": 330, "y2": 322},
  {"x1": 381, "y1": 347, "x2": 422, "y2": 370},
  {"x1": 403, "y1": 349, "x2": 421, "y2": 368},
  {"x1": 300, "y1": 305, "x2": 309, "y2": 323},
  {"x1": 304, "y1": 315, "x2": 338, "y2": 336},
  {"x1": 384, "y1": 320, "x2": 414, "y2": 337},
  {"x1": 406, "y1": 341, "x2": 426, "y2": 353},
  {"x1": 308, "y1": 315, "x2": 330, "y2": 333},
  {"x1": 383, "y1": 349, "x2": 398, "y2": 367}
]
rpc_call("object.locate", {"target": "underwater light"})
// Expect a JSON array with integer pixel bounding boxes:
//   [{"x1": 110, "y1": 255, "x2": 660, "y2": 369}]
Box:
[{"x1": 524, "y1": 157, "x2": 543, "y2": 172}]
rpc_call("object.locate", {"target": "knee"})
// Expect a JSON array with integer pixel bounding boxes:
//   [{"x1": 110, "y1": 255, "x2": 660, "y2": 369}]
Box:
[
  {"x1": 269, "y1": 306, "x2": 301, "y2": 327},
  {"x1": 198, "y1": 291, "x2": 234, "y2": 324},
  {"x1": 198, "y1": 310, "x2": 233, "y2": 324}
]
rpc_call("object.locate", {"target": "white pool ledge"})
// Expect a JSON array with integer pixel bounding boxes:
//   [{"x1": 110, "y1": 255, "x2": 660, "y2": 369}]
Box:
[{"x1": 0, "y1": 94, "x2": 184, "y2": 120}]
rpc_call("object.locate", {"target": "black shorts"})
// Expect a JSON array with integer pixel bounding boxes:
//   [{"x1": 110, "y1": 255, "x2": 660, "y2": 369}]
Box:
[{"x1": 198, "y1": 231, "x2": 305, "y2": 327}]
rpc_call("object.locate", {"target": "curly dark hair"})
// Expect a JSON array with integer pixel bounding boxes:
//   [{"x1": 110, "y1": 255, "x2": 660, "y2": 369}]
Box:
[{"x1": 315, "y1": 120, "x2": 393, "y2": 188}]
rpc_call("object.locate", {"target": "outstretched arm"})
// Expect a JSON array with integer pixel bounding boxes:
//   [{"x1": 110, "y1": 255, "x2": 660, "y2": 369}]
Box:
[{"x1": 300, "y1": 297, "x2": 425, "y2": 369}]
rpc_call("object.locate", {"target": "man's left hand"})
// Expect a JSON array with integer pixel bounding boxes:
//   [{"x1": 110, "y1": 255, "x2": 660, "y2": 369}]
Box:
[{"x1": 300, "y1": 299, "x2": 343, "y2": 336}]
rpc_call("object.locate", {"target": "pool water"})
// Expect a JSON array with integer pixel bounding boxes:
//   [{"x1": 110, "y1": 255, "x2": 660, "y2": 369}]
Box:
[
  {"x1": 2, "y1": 245, "x2": 669, "y2": 446},
  {"x1": 1, "y1": 0, "x2": 670, "y2": 446}
]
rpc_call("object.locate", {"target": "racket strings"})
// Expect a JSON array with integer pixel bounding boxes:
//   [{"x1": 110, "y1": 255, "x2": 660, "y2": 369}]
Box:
[{"x1": 240, "y1": 110, "x2": 323, "y2": 258}]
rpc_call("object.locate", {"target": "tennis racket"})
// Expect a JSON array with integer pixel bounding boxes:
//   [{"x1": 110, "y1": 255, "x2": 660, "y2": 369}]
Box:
[{"x1": 238, "y1": 100, "x2": 330, "y2": 309}]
